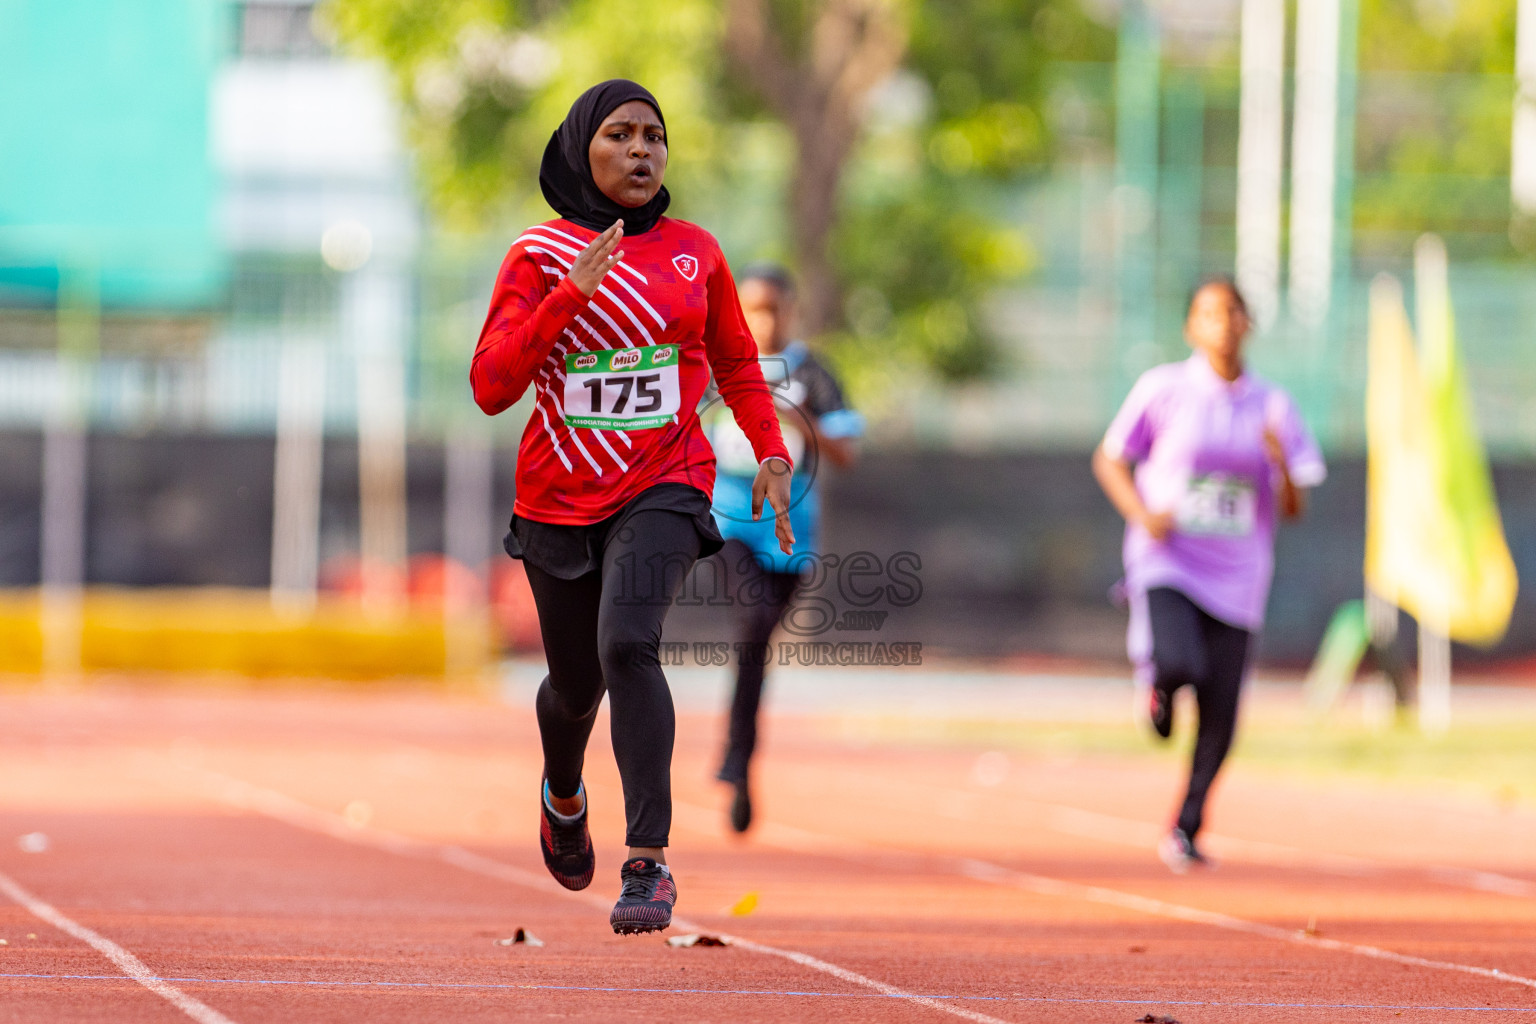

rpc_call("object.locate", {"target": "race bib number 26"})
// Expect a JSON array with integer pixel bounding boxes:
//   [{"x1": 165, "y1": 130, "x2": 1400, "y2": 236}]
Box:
[
  {"x1": 1176, "y1": 473, "x2": 1257, "y2": 537},
  {"x1": 562, "y1": 344, "x2": 681, "y2": 430}
]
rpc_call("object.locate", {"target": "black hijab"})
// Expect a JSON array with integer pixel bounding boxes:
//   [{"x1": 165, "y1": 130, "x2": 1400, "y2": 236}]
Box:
[{"x1": 539, "y1": 79, "x2": 671, "y2": 235}]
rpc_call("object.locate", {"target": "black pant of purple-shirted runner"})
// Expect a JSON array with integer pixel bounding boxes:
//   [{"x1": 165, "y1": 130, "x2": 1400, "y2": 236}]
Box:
[{"x1": 1146, "y1": 586, "x2": 1252, "y2": 839}]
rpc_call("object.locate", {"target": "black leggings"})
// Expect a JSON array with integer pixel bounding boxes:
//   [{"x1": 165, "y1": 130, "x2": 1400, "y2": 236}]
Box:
[
  {"x1": 524, "y1": 509, "x2": 701, "y2": 848},
  {"x1": 714, "y1": 539, "x2": 801, "y2": 784},
  {"x1": 1147, "y1": 587, "x2": 1252, "y2": 839}
]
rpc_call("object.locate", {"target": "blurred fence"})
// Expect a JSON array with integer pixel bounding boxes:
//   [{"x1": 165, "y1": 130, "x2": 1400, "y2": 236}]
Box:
[
  {"x1": 5, "y1": 63, "x2": 1534, "y2": 456},
  {"x1": 947, "y1": 62, "x2": 1536, "y2": 456},
  {"x1": 4, "y1": 58, "x2": 1536, "y2": 662},
  {"x1": 0, "y1": 247, "x2": 506, "y2": 439}
]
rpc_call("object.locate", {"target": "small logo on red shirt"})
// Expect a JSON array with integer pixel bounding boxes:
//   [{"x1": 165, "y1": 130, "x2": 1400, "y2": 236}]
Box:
[{"x1": 672, "y1": 254, "x2": 698, "y2": 281}]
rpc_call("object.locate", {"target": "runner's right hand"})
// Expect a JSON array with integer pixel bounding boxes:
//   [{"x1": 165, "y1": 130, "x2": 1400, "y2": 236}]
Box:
[
  {"x1": 569, "y1": 221, "x2": 624, "y2": 297},
  {"x1": 1140, "y1": 509, "x2": 1176, "y2": 542}
]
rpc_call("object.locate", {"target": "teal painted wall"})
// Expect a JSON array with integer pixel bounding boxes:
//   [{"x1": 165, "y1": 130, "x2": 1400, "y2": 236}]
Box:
[{"x1": 0, "y1": 0, "x2": 226, "y2": 309}]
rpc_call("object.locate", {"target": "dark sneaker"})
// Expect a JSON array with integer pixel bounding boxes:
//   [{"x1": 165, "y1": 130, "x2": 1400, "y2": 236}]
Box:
[
  {"x1": 1158, "y1": 827, "x2": 1212, "y2": 874},
  {"x1": 609, "y1": 857, "x2": 676, "y2": 934},
  {"x1": 729, "y1": 780, "x2": 752, "y2": 834},
  {"x1": 539, "y1": 782, "x2": 594, "y2": 891},
  {"x1": 1148, "y1": 685, "x2": 1174, "y2": 740}
]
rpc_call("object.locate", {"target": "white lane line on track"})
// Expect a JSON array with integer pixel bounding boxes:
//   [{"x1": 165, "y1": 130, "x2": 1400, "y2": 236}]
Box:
[
  {"x1": 713, "y1": 935, "x2": 1012, "y2": 1024},
  {"x1": 839, "y1": 766, "x2": 1536, "y2": 899},
  {"x1": 958, "y1": 859, "x2": 1536, "y2": 993},
  {"x1": 0, "y1": 868, "x2": 239, "y2": 1024},
  {"x1": 1427, "y1": 866, "x2": 1536, "y2": 899},
  {"x1": 1012, "y1": 798, "x2": 1536, "y2": 897},
  {"x1": 174, "y1": 767, "x2": 1013, "y2": 1024},
  {"x1": 430, "y1": 846, "x2": 1007, "y2": 1024},
  {"x1": 665, "y1": 800, "x2": 1536, "y2": 996}
]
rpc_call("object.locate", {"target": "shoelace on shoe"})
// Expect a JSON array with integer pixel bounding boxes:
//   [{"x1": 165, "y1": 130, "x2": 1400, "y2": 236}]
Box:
[
  {"x1": 618, "y1": 868, "x2": 660, "y2": 902},
  {"x1": 546, "y1": 811, "x2": 587, "y2": 858}
]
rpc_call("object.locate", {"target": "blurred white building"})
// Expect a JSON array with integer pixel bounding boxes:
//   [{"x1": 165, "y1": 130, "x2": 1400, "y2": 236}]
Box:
[
  {"x1": 211, "y1": 1, "x2": 419, "y2": 599},
  {"x1": 209, "y1": 0, "x2": 419, "y2": 437},
  {"x1": 213, "y1": 0, "x2": 417, "y2": 261}
]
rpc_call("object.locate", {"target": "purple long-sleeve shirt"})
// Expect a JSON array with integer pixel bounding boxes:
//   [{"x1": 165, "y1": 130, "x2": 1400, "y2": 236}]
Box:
[{"x1": 1103, "y1": 355, "x2": 1326, "y2": 668}]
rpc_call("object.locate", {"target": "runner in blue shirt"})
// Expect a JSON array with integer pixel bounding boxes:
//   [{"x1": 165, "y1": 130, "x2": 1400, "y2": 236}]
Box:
[{"x1": 703, "y1": 265, "x2": 864, "y2": 832}]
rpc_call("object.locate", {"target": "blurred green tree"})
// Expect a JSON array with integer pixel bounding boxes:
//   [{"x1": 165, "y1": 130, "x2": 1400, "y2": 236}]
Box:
[
  {"x1": 1353, "y1": 0, "x2": 1518, "y2": 251},
  {"x1": 320, "y1": 0, "x2": 1111, "y2": 391}
]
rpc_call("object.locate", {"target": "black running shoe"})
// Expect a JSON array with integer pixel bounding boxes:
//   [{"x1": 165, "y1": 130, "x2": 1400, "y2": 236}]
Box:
[
  {"x1": 729, "y1": 780, "x2": 752, "y2": 834},
  {"x1": 1158, "y1": 827, "x2": 1212, "y2": 874},
  {"x1": 539, "y1": 782, "x2": 594, "y2": 891},
  {"x1": 1148, "y1": 685, "x2": 1174, "y2": 740},
  {"x1": 609, "y1": 856, "x2": 676, "y2": 934}
]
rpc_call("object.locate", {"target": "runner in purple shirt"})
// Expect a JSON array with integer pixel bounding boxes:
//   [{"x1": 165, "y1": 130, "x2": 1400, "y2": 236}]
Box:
[{"x1": 1092, "y1": 278, "x2": 1326, "y2": 873}]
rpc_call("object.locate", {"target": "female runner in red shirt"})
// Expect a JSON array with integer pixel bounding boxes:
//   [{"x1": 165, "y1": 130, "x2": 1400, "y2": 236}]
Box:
[{"x1": 471, "y1": 80, "x2": 794, "y2": 934}]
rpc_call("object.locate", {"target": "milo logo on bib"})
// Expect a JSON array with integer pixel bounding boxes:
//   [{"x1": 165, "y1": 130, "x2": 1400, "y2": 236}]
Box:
[{"x1": 563, "y1": 344, "x2": 681, "y2": 431}]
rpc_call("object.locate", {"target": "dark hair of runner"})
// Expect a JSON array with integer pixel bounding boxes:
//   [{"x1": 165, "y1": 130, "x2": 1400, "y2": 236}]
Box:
[
  {"x1": 1185, "y1": 275, "x2": 1249, "y2": 319},
  {"x1": 737, "y1": 263, "x2": 796, "y2": 299}
]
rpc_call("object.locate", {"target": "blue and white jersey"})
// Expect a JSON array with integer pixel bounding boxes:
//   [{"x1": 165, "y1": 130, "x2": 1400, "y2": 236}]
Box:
[{"x1": 704, "y1": 340, "x2": 864, "y2": 573}]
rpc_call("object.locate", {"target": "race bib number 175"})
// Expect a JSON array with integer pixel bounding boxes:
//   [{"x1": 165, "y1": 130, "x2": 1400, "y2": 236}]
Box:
[{"x1": 562, "y1": 344, "x2": 681, "y2": 430}]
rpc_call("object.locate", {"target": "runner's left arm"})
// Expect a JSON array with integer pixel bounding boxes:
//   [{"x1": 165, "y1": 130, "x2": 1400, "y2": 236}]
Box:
[
  {"x1": 1264, "y1": 391, "x2": 1327, "y2": 520},
  {"x1": 803, "y1": 361, "x2": 863, "y2": 470}
]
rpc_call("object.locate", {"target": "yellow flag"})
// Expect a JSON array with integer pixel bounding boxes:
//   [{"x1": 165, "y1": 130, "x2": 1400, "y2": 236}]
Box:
[{"x1": 1364, "y1": 253, "x2": 1517, "y2": 645}]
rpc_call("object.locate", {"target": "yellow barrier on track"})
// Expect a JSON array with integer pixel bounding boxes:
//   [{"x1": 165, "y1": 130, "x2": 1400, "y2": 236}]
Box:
[
  {"x1": 0, "y1": 590, "x2": 45, "y2": 672},
  {"x1": 0, "y1": 588, "x2": 497, "y2": 681}
]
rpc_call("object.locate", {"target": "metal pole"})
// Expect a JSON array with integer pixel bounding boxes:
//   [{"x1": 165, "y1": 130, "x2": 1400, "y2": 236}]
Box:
[
  {"x1": 443, "y1": 423, "x2": 493, "y2": 607},
  {"x1": 1364, "y1": 585, "x2": 1412, "y2": 707},
  {"x1": 348, "y1": 262, "x2": 410, "y2": 615},
  {"x1": 1413, "y1": 233, "x2": 1453, "y2": 735},
  {"x1": 270, "y1": 328, "x2": 327, "y2": 614},
  {"x1": 1114, "y1": 0, "x2": 1161, "y2": 386},
  {"x1": 1235, "y1": 0, "x2": 1286, "y2": 331},
  {"x1": 1289, "y1": 0, "x2": 1343, "y2": 332},
  {"x1": 1329, "y1": 0, "x2": 1360, "y2": 335},
  {"x1": 1418, "y1": 620, "x2": 1452, "y2": 735},
  {"x1": 442, "y1": 421, "x2": 494, "y2": 674},
  {"x1": 40, "y1": 261, "x2": 96, "y2": 676},
  {"x1": 1512, "y1": 0, "x2": 1536, "y2": 213}
]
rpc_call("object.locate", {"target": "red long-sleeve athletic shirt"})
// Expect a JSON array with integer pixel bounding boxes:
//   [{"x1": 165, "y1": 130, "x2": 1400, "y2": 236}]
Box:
[{"x1": 472, "y1": 217, "x2": 792, "y2": 525}]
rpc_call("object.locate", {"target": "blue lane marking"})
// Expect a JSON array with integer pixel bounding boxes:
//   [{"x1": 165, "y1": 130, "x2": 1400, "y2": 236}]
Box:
[{"x1": 1, "y1": 972, "x2": 1532, "y2": 1012}]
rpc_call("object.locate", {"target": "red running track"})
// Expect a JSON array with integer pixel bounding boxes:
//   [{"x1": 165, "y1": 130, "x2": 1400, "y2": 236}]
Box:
[{"x1": 0, "y1": 684, "x2": 1533, "y2": 1023}]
